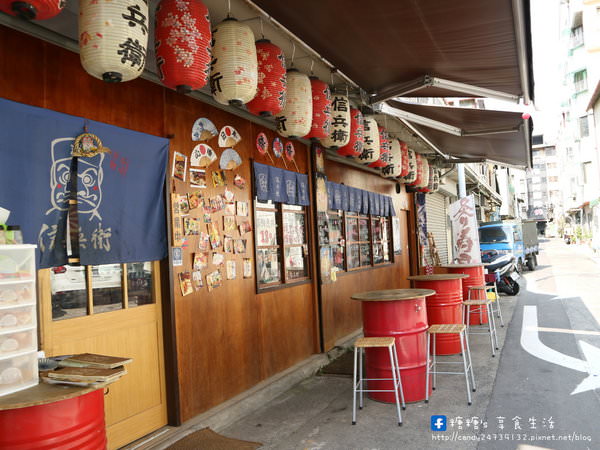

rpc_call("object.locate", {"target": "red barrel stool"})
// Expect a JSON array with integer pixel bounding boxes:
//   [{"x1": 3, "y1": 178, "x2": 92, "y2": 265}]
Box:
[
  {"x1": 439, "y1": 264, "x2": 487, "y2": 325},
  {"x1": 408, "y1": 274, "x2": 469, "y2": 355},
  {"x1": 0, "y1": 384, "x2": 106, "y2": 450},
  {"x1": 351, "y1": 289, "x2": 435, "y2": 403}
]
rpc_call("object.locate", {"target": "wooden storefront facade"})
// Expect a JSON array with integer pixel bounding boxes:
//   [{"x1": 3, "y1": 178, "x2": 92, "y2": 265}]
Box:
[{"x1": 0, "y1": 26, "x2": 417, "y2": 447}]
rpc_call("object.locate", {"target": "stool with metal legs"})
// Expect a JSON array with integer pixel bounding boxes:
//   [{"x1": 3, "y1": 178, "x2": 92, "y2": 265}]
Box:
[
  {"x1": 352, "y1": 337, "x2": 406, "y2": 426},
  {"x1": 463, "y1": 286, "x2": 499, "y2": 357},
  {"x1": 484, "y1": 273, "x2": 504, "y2": 327},
  {"x1": 425, "y1": 324, "x2": 476, "y2": 405}
]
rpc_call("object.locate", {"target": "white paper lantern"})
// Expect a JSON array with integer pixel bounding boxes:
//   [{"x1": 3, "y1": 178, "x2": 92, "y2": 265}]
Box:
[
  {"x1": 79, "y1": 0, "x2": 149, "y2": 83},
  {"x1": 275, "y1": 69, "x2": 312, "y2": 138},
  {"x1": 382, "y1": 138, "x2": 403, "y2": 178},
  {"x1": 356, "y1": 115, "x2": 380, "y2": 164},
  {"x1": 320, "y1": 94, "x2": 350, "y2": 149},
  {"x1": 209, "y1": 18, "x2": 258, "y2": 106}
]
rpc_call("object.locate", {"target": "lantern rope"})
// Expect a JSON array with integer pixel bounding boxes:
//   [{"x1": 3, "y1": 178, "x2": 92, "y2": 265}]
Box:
[
  {"x1": 310, "y1": 59, "x2": 314, "y2": 76},
  {"x1": 227, "y1": 0, "x2": 231, "y2": 18}
]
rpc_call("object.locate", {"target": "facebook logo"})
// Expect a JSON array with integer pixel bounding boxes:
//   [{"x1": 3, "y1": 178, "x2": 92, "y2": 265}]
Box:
[{"x1": 431, "y1": 415, "x2": 447, "y2": 431}]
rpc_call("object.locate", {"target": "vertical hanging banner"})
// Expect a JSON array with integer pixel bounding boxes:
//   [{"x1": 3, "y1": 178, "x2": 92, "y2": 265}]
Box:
[
  {"x1": 0, "y1": 98, "x2": 168, "y2": 268},
  {"x1": 449, "y1": 195, "x2": 481, "y2": 264},
  {"x1": 415, "y1": 192, "x2": 429, "y2": 268}
]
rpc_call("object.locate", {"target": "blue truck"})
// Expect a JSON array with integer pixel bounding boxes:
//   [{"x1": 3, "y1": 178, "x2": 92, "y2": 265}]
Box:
[{"x1": 478, "y1": 220, "x2": 539, "y2": 272}]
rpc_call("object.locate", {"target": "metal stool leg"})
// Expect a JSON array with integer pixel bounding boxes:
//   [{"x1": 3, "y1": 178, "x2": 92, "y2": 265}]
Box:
[
  {"x1": 425, "y1": 333, "x2": 431, "y2": 403},
  {"x1": 391, "y1": 343, "x2": 406, "y2": 410},
  {"x1": 459, "y1": 331, "x2": 472, "y2": 406},
  {"x1": 489, "y1": 300, "x2": 499, "y2": 351},
  {"x1": 352, "y1": 346, "x2": 358, "y2": 425},
  {"x1": 388, "y1": 345, "x2": 402, "y2": 426},
  {"x1": 432, "y1": 332, "x2": 437, "y2": 390},
  {"x1": 359, "y1": 346, "x2": 364, "y2": 409},
  {"x1": 494, "y1": 284, "x2": 504, "y2": 327},
  {"x1": 464, "y1": 330, "x2": 476, "y2": 392},
  {"x1": 486, "y1": 303, "x2": 496, "y2": 357}
]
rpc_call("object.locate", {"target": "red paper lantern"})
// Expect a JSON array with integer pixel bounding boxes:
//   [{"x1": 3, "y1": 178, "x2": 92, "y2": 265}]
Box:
[
  {"x1": 409, "y1": 153, "x2": 424, "y2": 186},
  {"x1": 304, "y1": 77, "x2": 331, "y2": 140},
  {"x1": 0, "y1": 0, "x2": 63, "y2": 20},
  {"x1": 155, "y1": 0, "x2": 212, "y2": 94},
  {"x1": 337, "y1": 108, "x2": 364, "y2": 157},
  {"x1": 247, "y1": 39, "x2": 287, "y2": 117},
  {"x1": 399, "y1": 141, "x2": 409, "y2": 178},
  {"x1": 369, "y1": 126, "x2": 391, "y2": 168}
]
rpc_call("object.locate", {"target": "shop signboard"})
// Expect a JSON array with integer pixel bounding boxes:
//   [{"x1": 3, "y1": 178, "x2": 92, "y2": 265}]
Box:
[{"x1": 449, "y1": 195, "x2": 481, "y2": 264}]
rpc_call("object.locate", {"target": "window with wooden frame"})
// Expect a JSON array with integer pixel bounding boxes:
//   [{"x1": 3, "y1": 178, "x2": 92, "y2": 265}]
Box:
[
  {"x1": 254, "y1": 200, "x2": 310, "y2": 290},
  {"x1": 49, "y1": 262, "x2": 155, "y2": 321}
]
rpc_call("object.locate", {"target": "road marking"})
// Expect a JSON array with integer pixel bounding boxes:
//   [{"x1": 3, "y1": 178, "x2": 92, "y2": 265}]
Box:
[
  {"x1": 526, "y1": 326, "x2": 600, "y2": 336},
  {"x1": 521, "y1": 305, "x2": 600, "y2": 395}
]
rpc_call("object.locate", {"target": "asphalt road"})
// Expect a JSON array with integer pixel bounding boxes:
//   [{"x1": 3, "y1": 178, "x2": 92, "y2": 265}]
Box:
[{"x1": 479, "y1": 238, "x2": 600, "y2": 450}]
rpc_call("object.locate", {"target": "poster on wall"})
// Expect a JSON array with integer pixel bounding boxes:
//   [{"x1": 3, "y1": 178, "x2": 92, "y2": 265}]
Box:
[
  {"x1": 315, "y1": 173, "x2": 328, "y2": 213},
  {"x1": 449, "y1": 195, "x2": 481, "y2": 264},
  {"x1": 392, "y1": 216, "x2": 401, "y2": 254}
]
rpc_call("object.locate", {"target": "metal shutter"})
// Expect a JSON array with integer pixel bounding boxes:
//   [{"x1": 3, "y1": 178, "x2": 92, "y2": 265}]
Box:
[{"x1": 426, "y1": 193, "x2": 450, "y2": 264}]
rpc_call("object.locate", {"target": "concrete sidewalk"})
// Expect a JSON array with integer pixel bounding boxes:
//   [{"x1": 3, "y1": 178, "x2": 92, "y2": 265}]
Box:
[{"x1": 214, "y1": 295, "x2": 519, "y2": 449}]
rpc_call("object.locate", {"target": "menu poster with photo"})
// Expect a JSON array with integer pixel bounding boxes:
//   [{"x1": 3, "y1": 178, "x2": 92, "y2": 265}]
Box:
[
  {"x1": 192, "y1": 270, "x2": 203, "y2": 290},
  {"x1": 198, "y1": 232, "x2": 210, "y2": 251},
  {"x1": 193, "y1": 252, "x2": 208, "y2": 270},
  {"x1": 212, "y1": 252, "x2": 225, "y2": 266},
  {"x1": 223, "y1": 236, "x2": 233, "y2": 253},
  {"x1": 239, "y1": 220, "x2": 252, "y2": 235},
  {"x1": 226, "y1": 260, "x2": 236, "y2": 280},
  {"x1": 178, "y1": 271, "x2": 193, "y2": 296},
  {"x1": 223, "y1": 215, "x2": 237, "y2": 234},
  {"x1": 234, "y1": 239, "x2": 247, "y2": 254},
  {"x1": 189, "y1": 168, "x2": 207, "y2": 188},
  {"x1": 319, "y1": 246, "x2": 332, "y2": 283},
  {"x1": 256, "y1": 210, "x2": 277, "y2": 246},
  {"x1": 243, "y1": 258, "x2": 252, "y2": 278},
  {"x1": 392, "y1": 216, "x2": 402, "y2": 254},
  {"x1": 207, "y1": 222, "x2": 222, "y2": 249},
  {"x1": 187, "y1": 191, "x2": 202, "y2": 210},
  {"x1": 224, "y1": 202, "x2": 236, "y2": 216},
  {"x1": 237, "y1": 201, "x2": 248, "y2": 217},
  {"x1": 184, "y1": 217, "x2": 200, "y2": 236},
  {"x1": 206, "y1": 270, "x2": 222, "y2": 291},
  {"x1": 172, "y1": 151, "x2": 187, "y2": 181}
]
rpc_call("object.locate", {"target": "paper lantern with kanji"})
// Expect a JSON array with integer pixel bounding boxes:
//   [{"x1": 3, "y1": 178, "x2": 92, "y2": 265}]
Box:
[
  {"x1": 337, "y1": 108, "x2": 364, "y2": 157},
  {"x1": 382, "y1": 138, "x2": 403, "y2": 178},
  {"x1": 369, "y1": 126, "x2": 391, "y2": 168},
  {"x1": 320, "y1": 95, "x2": 350, "y2": 149},
  {"x1": 356, "y1": 115, "x2": 380, "y2": 164},
  {"x1": 400, "y1": 148, "x2": 417, "y2": 183},
  {"x1": 79, "y1": 0, "x2": 149, "y2": 83},
  {"x1": 275, "y1": 69, "x2": 312, "y2": 138},
  {"x1": 154, "y1": 0, "x2": 212, "y2": 94},
  {"x1": 246, "y1": 39, "x2": 286, "y2": 117},
  {"x1": 0, "y1": 0, "x2": 63, "y2": 20},
  {"x1": 409, "y1": 153, "x2": 424, "y2": 186},
  {"x1": 209, "y1": 18, "x2": 258, "y2": 106},
  {"x1": 421, "y1": 166, "x2": 436, "y2": 192},
  {"x1": 304, "y1": 77, "x2": 331, "y2": 140}
]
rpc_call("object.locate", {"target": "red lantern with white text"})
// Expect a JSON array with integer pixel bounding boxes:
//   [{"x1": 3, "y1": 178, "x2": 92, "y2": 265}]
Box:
[
  {"x1": 410, "y1": 153, "x2": 423, "y2": 186},
  {"x1": 304, "y1": 77, "x2": 331, "y2": 140},
  {"x1": 0, "y1": 0, "x2": 64, "y2": 20},
  {"x1": 247, "y1": 39, "x2": 287, "y2": 117},
  {"x1": 369, "y1": 126, "x2": 391, "y2": 168},
  {"x1": 417, "y1": 158, "x2": 430, "y2": 189},
  {"x1": 155, "y1": 0, "x2": 212, "y2": 94},
  {"x1": 337, "y1": 108, "x2": 364, "y2": 157},
  {"x1": 399, "y1": 141, "x2": 409, "y2": 177}
]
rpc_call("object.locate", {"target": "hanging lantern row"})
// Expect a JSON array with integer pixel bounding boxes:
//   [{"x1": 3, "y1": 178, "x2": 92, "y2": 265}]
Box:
[
  {"x1": 246, "y1": 39, "x2": 287, "y2": 117},
  {"x1": 155, "y1": 0, "x2": 212, "y2": 94},
  {"x1": 79, "y1": 0, "x2": 150, "y2": 83},
  {"x1": 305, "y1": 78, "x2": 332, "y2": 140},
  {"x1": 369, "y1": 126, "x2": 390, "y2": 169},
  {"x1": 0, "y1": 0, "x2": 64, "y2": 20},
  {"x1": 382, "y1": 138, "x2": 403, "y2": 178},
  {"x1": 337, "y1": 108, "x2": 363, "y2": 158}
]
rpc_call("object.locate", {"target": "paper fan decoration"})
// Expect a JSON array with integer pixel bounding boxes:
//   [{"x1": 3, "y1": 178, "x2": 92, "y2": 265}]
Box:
[
  {"x1": 218, "y1": 125, "x2": 242, "y2": 147},
  {"x1": 256, "y1": 132, "x2": 269, "y2": 154},
  {"x1": 220, "y1": 148, "x2": 243, "y2": 170},
  {"x1": 272, "y1": 137, "x2": 284, "y2": 158},
  {"x1": 192, "y1": 118, "x2": 218, "y2": 141},
  {"x1": 191, "y1": 144, "x2": 217, "y2": 168},
  {"x1": 284, "y1": 141, "x2": 295, "y2": 161}
]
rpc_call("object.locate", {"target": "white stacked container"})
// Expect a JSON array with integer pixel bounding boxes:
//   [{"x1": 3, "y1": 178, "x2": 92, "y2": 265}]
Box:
[{"x1": 0, "y1": 244, "x2": 38, "y2": 396}]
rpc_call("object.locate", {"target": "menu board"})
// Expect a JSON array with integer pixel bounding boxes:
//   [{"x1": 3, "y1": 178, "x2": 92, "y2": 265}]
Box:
[{"x1": 256, "y1": 209, "x2": 277, "y2": 246}]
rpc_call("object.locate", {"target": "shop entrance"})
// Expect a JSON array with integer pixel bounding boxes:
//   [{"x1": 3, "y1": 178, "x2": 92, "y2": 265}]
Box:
[{"x1": 38, "y1": 260, "x2": 167, "y2": 449}]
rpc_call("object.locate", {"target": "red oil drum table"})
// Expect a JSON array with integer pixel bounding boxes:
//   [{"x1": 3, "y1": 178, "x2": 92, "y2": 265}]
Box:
[
  {"x1": 0, "y1": 383, "x2": 107, "y2": 449},
  {"x1": 351, "y1": 288, "x2": 435, "y2": 403},
  {"x1": 407, "y1": 274, "x2": 469, "y2": 355},
  {"x1": 439, "y1": 263, "x2": 487, "y2": 325}
]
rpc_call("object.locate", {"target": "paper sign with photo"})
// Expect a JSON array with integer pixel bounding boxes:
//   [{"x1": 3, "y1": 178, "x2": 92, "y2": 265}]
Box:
[
  {"x1": 192, "y1": 270, "x2": 203, "y2": 290},
  {"x1": 189, "y1": 168, "x2": 207, "y2": 188},
  {"x1": 206, "y1": 270, "x2": 222, "y2": 292},
  {"x1": 223, "y1": 236, "x2": 234, "y2": 253},
  {"x1": 243, "y1": 258, "x2": 253, "y2": 279},
  {"x1": 178, "y1": 272, "x2": 194, "y2": 296},
  {"x1": 226, "y1": 260, "x2": 237, "y2": 280},
  {"x1": 236, "y1": 201, "x2": 248, "y2": 217},
  {"x1": 193, "y1": 252, "x2": 208, "y2": 270},
  {"x1": 172, "y1": 152, "x2": 187, "y2": 181}
]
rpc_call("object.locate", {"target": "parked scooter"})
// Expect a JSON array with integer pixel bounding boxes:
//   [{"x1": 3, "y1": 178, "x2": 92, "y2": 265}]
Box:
[{"x1": 481, "y1": 250, "x2": 520, "y2": 296}]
